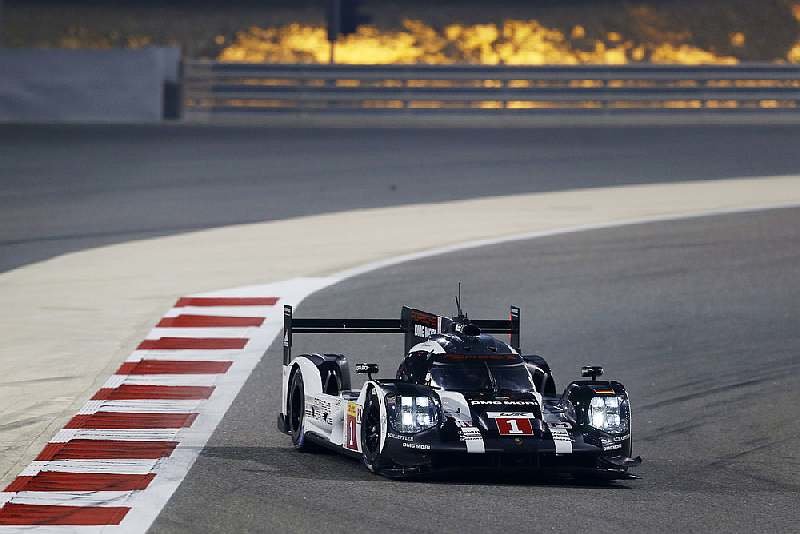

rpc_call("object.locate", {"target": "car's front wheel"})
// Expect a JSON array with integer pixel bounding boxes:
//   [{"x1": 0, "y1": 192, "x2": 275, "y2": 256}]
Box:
[{"x1": 360, "y1": 388, "x2": 386, "y2": 473}]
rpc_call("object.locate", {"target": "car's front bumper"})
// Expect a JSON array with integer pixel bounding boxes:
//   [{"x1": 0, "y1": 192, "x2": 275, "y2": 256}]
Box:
[{"x1": 379, "y1": 431, "x2": 640, "y2": 479}]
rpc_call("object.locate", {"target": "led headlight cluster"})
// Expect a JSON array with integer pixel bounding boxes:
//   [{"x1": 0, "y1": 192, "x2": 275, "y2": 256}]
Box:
[
  {"x1": 588, "y1": 396, "x2": 630, "y2": 434},
  {"x1": 386, "y1": 395, "x2": 440, "y2": 434}
]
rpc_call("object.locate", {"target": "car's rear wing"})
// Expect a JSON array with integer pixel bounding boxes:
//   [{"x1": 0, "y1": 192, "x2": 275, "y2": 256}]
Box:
[{"x1": 283, "y1": 305, "x2": 520, "y2": 365}]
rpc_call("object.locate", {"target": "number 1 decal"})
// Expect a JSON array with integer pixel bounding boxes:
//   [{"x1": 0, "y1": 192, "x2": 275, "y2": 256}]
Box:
[{"x1": 496, "y1": 417, "x2": 534, "y2": 436}]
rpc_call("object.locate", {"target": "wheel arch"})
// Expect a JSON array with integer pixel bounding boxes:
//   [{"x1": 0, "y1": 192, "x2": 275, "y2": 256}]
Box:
[{"x1": 522, "y1": 354, "x2": 557, "y2": 396}]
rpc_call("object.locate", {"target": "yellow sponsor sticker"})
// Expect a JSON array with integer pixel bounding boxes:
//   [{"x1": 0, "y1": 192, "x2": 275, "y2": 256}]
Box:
[{"x1": 347, "y1": 401, "x2": 358, "y2": 417}]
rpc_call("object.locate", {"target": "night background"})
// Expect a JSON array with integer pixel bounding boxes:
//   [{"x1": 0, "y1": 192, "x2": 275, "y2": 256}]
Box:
[
  {"x1": 1, "y1": 1, "x2": 800, "y2": 533},
  {"x1": 2, "y1": 0, "x2": 799, "y2": 63}
]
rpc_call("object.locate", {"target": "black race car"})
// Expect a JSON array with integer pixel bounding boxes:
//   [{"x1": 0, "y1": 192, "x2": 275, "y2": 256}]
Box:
[{"x1": 277, "y1": 303, "x2": 641, "y2": 479}]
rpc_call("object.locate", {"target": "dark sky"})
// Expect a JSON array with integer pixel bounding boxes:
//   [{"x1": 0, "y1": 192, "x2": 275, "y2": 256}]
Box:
[{"x1": 7, "y1": 0, "x2": 614, "y2": 5}]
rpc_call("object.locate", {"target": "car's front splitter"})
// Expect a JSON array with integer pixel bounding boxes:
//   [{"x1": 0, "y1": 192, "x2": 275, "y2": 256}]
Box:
[{"x1": 379, "y1": 433, "x2": 639, "y2": 479}]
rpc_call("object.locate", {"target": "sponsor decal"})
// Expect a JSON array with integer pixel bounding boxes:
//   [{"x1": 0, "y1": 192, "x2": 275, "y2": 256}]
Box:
[
  {"x1": 344, "y1": 401, "x2": 359, "y2": 451},
  {"x1": 411, "y1": 309, "x2": 439, "y2": 338},
  {"x1": 547, "y1": 421, "x2": 572, "y2": 430},
  {"x1": 603, "y1": 443, "x2": 623, "y2": 451},
  {"x1": 592, "y1": 388, "x2": 616, "y2": 395},
  {"x1": 414, "y1": 324, "x2": 437, "y2": 338},
  {"x1": 387, "y1": 432, "x2": 414, "y2": 442},
  {"x1": 402, "y1": 442, "x2": 431, "y2": 450},
  {"x1": 459, "y1": 426, "x2": 483, "y2": 442},
  {"x1": 411, "y1": 309, "x2": 438, "y2": 328},
  {"x1": 486, "y1": 412, "x2": 536, "y2": 418},
  {"x1": 459, "y1": 426, "x2": 485, "y2": 453},
  {"x1": 310, "y1": 397, "x2": 334, "y2": 425},
  {"x1": 469, "y1": 400, "x2": 537, "y2": 406},
  {"x1": 550, "y1": 427, "x2": 573, "y2": 454}
]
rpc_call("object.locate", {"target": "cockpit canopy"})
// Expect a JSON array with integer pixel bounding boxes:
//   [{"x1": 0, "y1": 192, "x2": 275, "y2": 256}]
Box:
[
  {"x1": 428, "y1": 361, "x2": 535, "y2": 393},
  {"x1": 432, "y1": 332, "x2": 516, "y2": 355},
  {"x1": 397, "y1": 326, "x2": 533, "y2": 392}
]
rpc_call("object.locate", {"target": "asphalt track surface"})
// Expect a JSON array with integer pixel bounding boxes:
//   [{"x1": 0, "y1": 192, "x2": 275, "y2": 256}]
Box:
[
  {"x1": 3, "y1": 124, "x2": 800, "y2": 273},
  {"x1": 153, "y1": 207, "x2": 800, "y2": 534},
  {"x1": 3, "y1": 124, "x2": 800, "y2": 532}
]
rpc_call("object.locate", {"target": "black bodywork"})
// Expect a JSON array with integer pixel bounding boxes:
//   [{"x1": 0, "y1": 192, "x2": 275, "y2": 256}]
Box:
[
  {"x1": 280, "y1": 304, "x2": 641, "y2": 480},
  {"x1": 369, "y1": 368, "x2": 639, "y2": 479}
]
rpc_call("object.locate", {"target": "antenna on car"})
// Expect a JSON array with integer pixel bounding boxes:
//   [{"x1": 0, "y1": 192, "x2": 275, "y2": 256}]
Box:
[{"x1": 455, "y1": 282, "x2": 467, "y2": 321}]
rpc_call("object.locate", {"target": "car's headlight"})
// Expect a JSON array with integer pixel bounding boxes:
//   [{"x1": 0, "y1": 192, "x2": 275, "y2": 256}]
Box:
[
  {"x1": 386, "y1": 394, "x2": 440, "y2": 434},
  {"x1": 588, "y1": 396, "x2": 629, "y2": 434}
]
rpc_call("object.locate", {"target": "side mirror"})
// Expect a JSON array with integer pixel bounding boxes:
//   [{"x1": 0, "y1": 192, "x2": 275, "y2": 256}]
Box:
[
  {"x1": 581, "y1": 365, "x2": 604, "y2": 381},
  {"x1": 356, "y1": 363, "x2": 379, "y2": 380}
]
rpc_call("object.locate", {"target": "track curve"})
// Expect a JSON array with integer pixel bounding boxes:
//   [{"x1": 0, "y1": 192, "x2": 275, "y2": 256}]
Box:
[
  {"x1": 151, "y1": 207, "x2": 800, "y2": 533},
  {"x1": 3, "y1": 124, "x2": 800, "y2": 273}
]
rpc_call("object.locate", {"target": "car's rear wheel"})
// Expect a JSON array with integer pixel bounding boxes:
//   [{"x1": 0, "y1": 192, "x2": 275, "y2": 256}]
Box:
[
  {"x1": 288, "y1": 371, "x2": 312, "y2": 451},
  {"x1": 360, "y1": 388, "x2": 386, "y2": 473}
]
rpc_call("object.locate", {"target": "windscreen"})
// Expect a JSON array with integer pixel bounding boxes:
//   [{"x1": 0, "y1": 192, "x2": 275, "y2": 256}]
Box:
[
  {"x1": 491, "y1": 363, "x2": 536, "y2": 392},
  {"x1": 428, "y1": 362, "x2": 534, "y2": 393}
]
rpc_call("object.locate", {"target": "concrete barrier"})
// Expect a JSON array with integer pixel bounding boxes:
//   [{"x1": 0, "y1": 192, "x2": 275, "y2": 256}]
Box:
[{"x1": 0, "y1": 47, "x2": 180, "y2": 123}]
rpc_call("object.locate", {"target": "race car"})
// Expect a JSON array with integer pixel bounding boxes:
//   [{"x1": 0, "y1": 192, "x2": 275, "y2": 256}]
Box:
[{"x1": 277, "y1": 302, "x2": 641, "y2": 479}]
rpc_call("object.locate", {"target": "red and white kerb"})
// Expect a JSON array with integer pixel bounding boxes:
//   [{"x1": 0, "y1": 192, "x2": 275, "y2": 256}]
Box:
[{"x1": 0, "y1": 295, "x2": 278, "y2": 528}]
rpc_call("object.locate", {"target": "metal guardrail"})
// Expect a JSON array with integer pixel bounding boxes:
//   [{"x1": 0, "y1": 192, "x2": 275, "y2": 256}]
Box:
[{"x1": 182, "y1": 62, "x2": 800, "y2": 119}]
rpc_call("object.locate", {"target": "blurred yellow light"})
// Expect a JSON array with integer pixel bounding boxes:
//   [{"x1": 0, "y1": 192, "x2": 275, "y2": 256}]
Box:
[
  {"x1": 650, "y1": 43, "x2": 737, "y2": 65},
  {"x1": 219, "y1": 19, "x2": 740, "y2": 65},
  {"x1": 571, "y1": 25, "x2": 585, "y2": 39},
  {"x1": 789, "y1": 42, "x2": 800, "y2": 63},
  {"x1": 790, "y1": 4, "x2": 800, "y2": 63},
  {"x1": 730, "y1": 32, "x2": 746, "y2": 47}
]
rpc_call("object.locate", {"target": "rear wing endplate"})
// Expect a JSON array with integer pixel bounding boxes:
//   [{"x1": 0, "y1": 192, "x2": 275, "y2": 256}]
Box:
[{"x1": 283, "y1": 304, "x2": 520, "y2": 365}]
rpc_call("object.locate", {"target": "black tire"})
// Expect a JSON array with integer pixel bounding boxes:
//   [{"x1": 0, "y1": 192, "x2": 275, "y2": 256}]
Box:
[
  {"x1": 360, "y1": 388, "x2": 386, "y2": 473},
  {"x1": 288, "y1": 370, "x2": 312, "y2": 451}
]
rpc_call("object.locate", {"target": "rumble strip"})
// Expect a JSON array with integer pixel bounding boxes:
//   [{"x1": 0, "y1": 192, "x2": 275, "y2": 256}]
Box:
[{"x1": 0, "y1": 279, "x2": 334, "y2": 533}]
